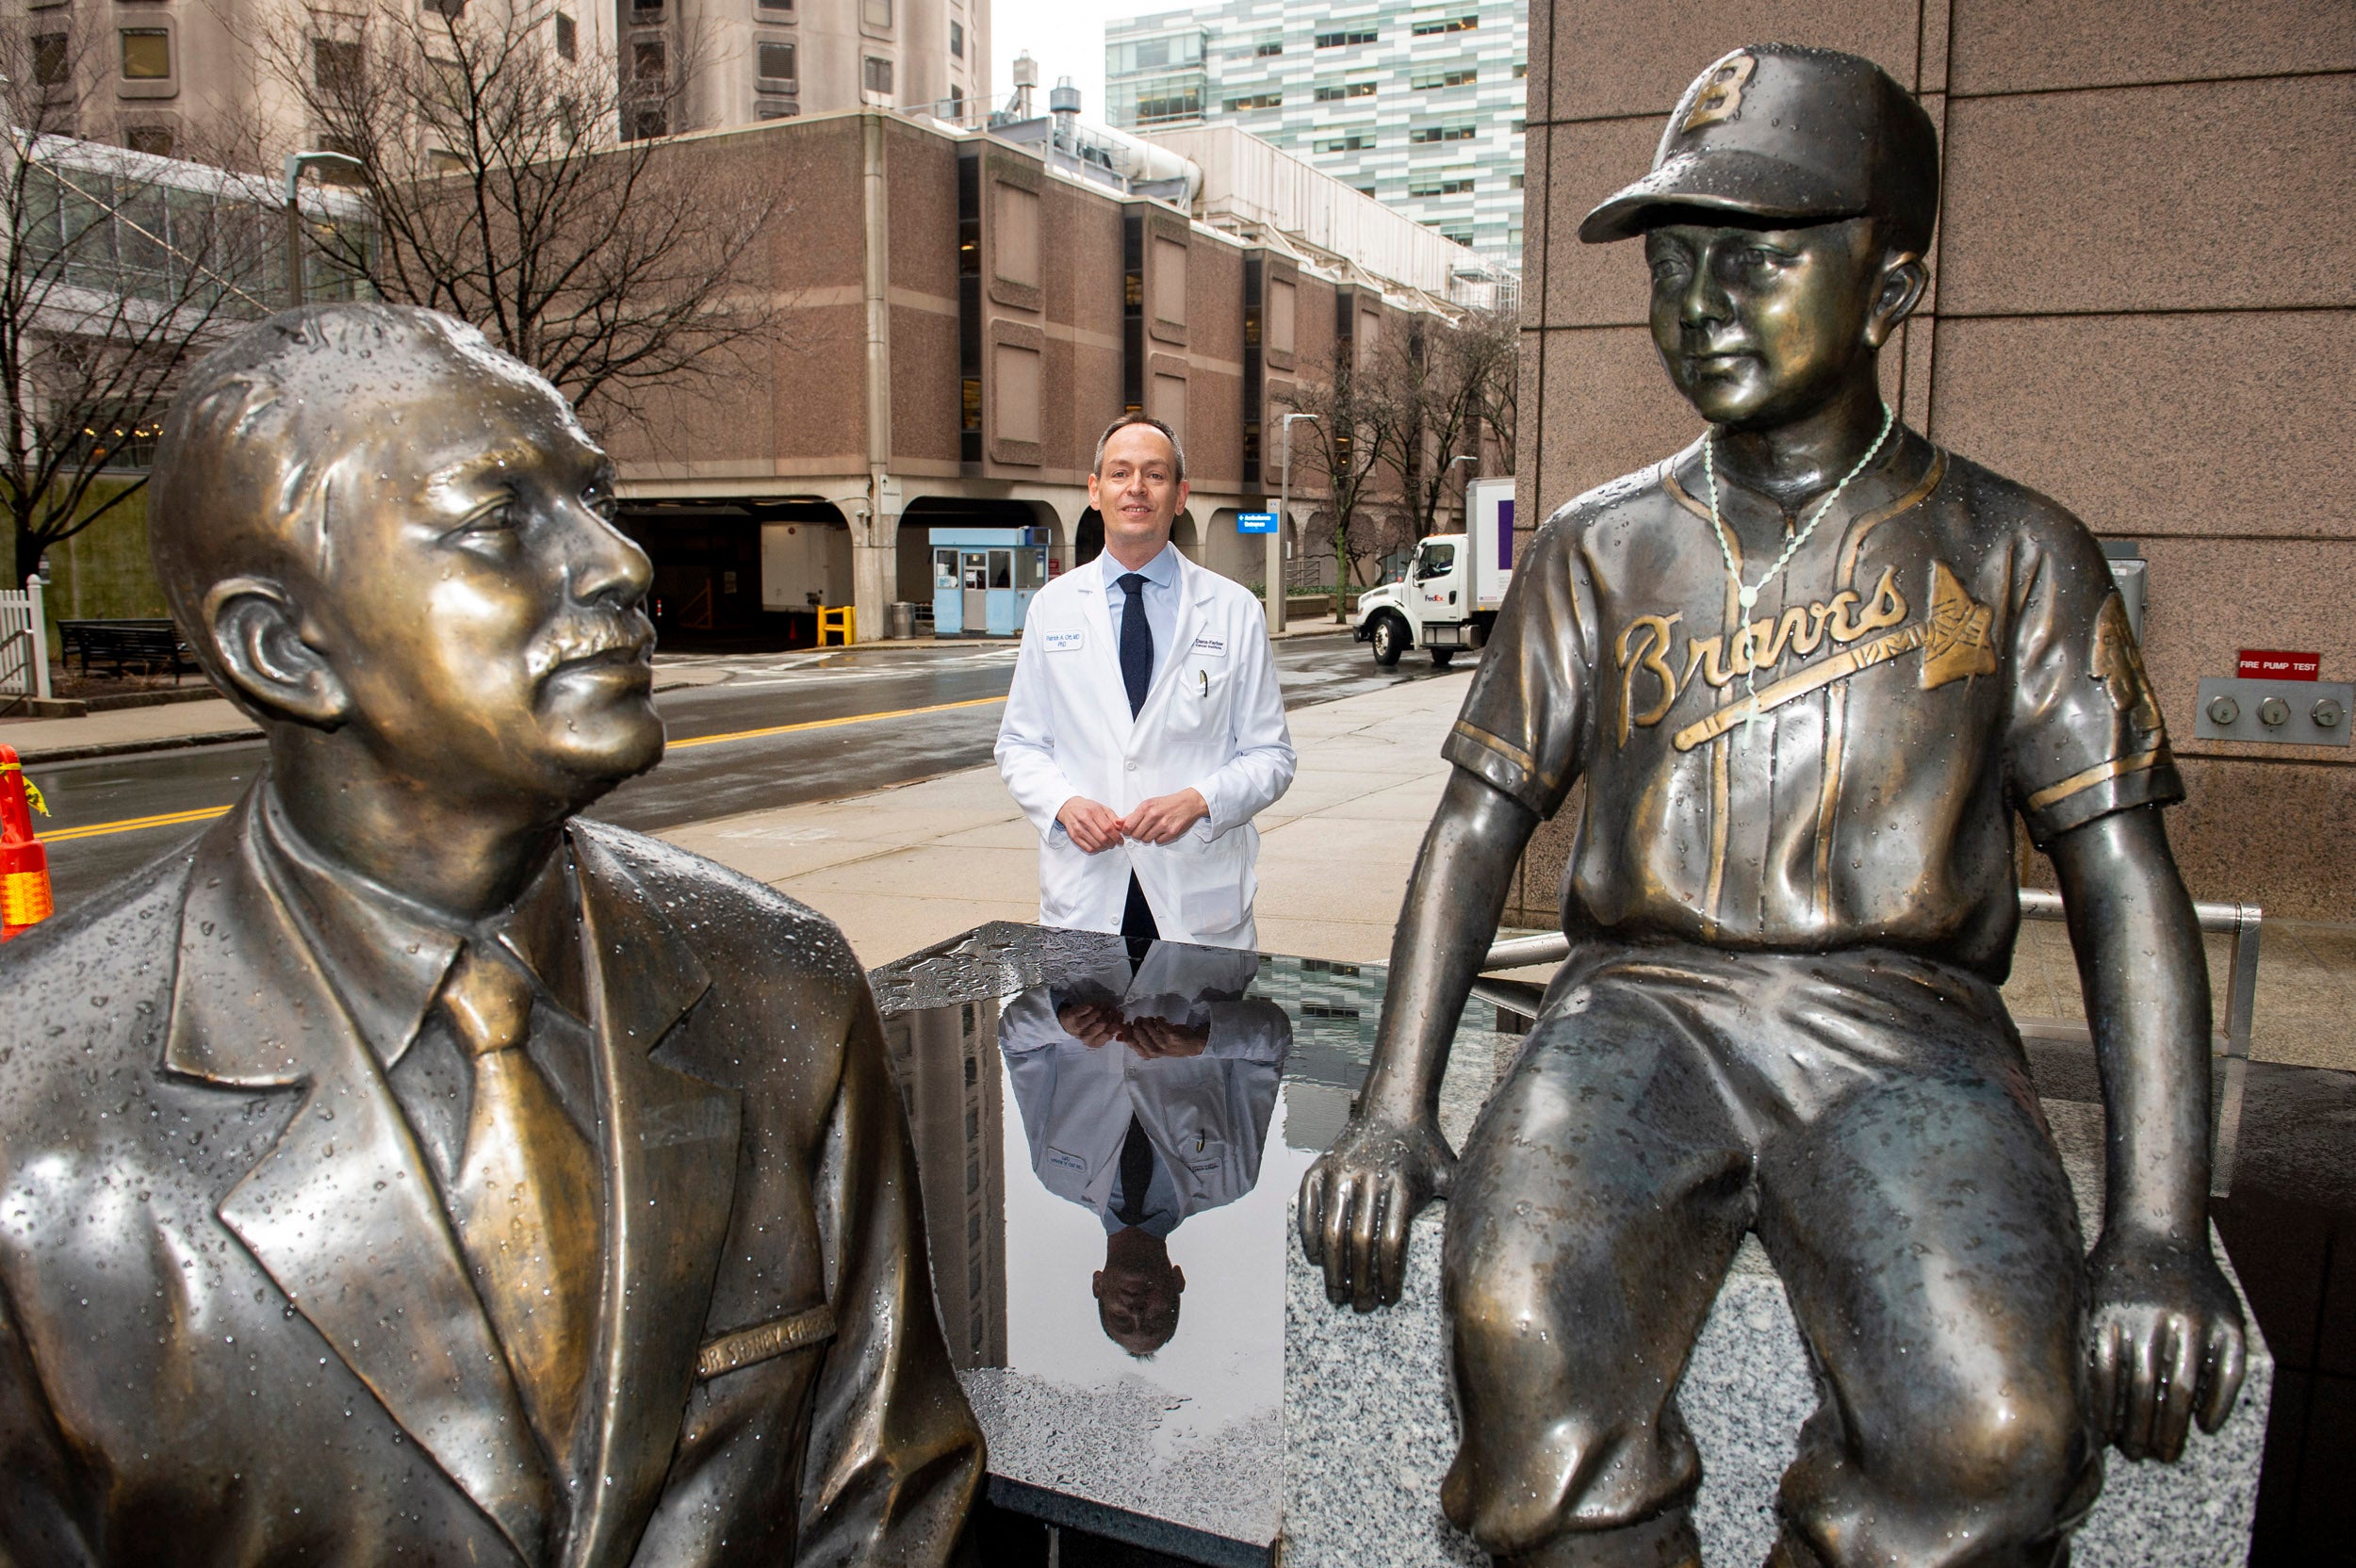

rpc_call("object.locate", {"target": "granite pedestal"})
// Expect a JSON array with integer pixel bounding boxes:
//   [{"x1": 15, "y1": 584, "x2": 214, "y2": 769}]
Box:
[{"x1": 1282, "y1": 1102, "x2": 2273, "y2": 1566}]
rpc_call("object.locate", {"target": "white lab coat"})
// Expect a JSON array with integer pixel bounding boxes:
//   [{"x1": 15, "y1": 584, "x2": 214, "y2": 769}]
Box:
[
  {"x1": 994, "y1": 550, "x2": 1297, "y2": 947},
  {"x1": 997, "y1": 944, "x2": 1290, "y2": 1225}
]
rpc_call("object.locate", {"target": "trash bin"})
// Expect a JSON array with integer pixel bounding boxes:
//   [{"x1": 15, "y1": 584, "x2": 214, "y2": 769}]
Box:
[{"x1": 887, "y1": 601, "x2": 916, "y2": 641}]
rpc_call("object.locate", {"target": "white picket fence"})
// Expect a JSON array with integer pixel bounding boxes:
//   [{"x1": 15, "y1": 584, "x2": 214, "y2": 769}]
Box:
[{"x1": 0, "y1": 576, "x2": 53, "y2": 702}]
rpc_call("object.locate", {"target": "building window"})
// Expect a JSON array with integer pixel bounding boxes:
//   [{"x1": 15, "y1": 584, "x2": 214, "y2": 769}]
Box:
[
  {"x1": 1409, "y1": 123, "x2": 1474, "y2": 142},
  {"x1": 1137, "y1": 88, "x2": 1202, "y2": 123},
  {"x1": 1441, "y1": 228, "x2": 1473, "y2": 245},
  {"x1": 124, "y1": 124, "x2": 174, "y2": 155},
  {"x1": 1410, "y1": 66, "x2": 1476, "y2": 90},
  {"x1": 1412, "y1": 14, "x2": 1478, "y2": 34},
  {"x1": 312, "y1": 37, "x2": 362, "y2": 93},
  {"x1": 862, "y1": 55, "x2": 892, "y2": 94},
  {"x1": 1508, "y1": 172, "x2": 1524, "y2": 189},
  {"x1": 1513, "y1": 62, "x2": 1527, "y2": 78},
  {"x1": 1222, "y1": 90, "x2": 1280, "y2": 110},
  {"x1": 758, "y1": 41, "x2": 794, "y2": 82},
  {"x1": 1314, "y1": 28, "x2": 1376, "y2": 47},
  {"x1": 861, "y1": 0, "x2": 891, "y2": 26},
  {"x1": 633, "y1": 40, "x2": 665, "y2": 82},
  {"x1": 949, "y1": 85, "x2": 964, "y2": 115},
  {"x1": 427, "y1": 147, "x2": 466, "y2": 173},
  {"x1": 630, "y1": 0, "x2": 663, "y2": 20},
  {"x1": 1409, "y1": 174, "x2": 1476, "y2": 197},
  {"x1": 755, "y1": 96, "x2": 797, "y2": 120},
  {"x1": 1253, "y1": 39, "x2": 1281, "y2": 57},
  {"x1": 630, "y1": 106, "x2": 666, "y2": 139},
  {"x1": 1313, "y1": 81, "x2": 1375, "y2": 102},
  {"x1": 757, "y1": 0, "x2": 792, "y2": 11},
  {"x1": 554, "y1": 13, "x2": 576, "y2": 59},
  {"x1": 32, "y1": 33, "x2": 70, "y2": 87},
  {"x1": 1316, "y1": 133, "x2": 1371, "y2": 152},
  {"x1": 121, "y1": 28, "x2": 172, "y2": 80},
  {"x1": 949, "y1": 19, "x2": 962, "y2": 57},
  {"x1": 1354, "y1": 185, "x2": 1376, "y2": 198}
]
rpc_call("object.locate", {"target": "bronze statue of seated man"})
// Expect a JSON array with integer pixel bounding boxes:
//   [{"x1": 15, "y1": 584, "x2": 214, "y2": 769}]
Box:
[
  {"x1": 0, "y1": 304, "x2": 980, "y2": 1566},
  {"x1": 1301, "y1": 45, "x2": 2245, "y2": 1568}
]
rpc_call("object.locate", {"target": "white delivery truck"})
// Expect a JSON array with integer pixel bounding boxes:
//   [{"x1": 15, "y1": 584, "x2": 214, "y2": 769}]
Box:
[{"x1": 1352, "y1": 476, "x2": 1516, "y2": 668}]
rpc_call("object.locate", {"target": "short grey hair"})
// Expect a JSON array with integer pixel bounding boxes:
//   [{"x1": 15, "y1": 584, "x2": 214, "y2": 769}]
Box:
[{"x1": 1091, "y1": 413, "x2": 1187, "y2": 483}]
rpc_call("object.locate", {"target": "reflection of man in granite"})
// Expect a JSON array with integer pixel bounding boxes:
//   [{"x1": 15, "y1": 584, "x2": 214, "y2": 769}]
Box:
[
  {"x1": 1300, "y1": 46, "x2": 2244, "y2": 1568},
  {"x1": 1001, "y1": 942, "x2": 1289, "y2": 1353},
  {"x1": 0, "y1": 306, "x2": 980, "y2": 1564}
]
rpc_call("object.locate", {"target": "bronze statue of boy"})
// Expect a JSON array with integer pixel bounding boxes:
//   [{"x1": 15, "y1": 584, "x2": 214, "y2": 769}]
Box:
[
  {"x1": 1301, "y1": 44, "x2": 2245, "y2": 1568},
  {"x1": 0, "y1": 305, "x2": 980, "y2": 1565}
]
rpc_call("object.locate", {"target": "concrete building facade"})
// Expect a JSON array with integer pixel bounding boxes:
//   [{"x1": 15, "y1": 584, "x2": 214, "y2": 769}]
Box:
[
  {"x1": 647, "y1": 0, "x2": 989, "y2": 134},
  {"x1": 598, "y1": 106, "x2": 1458, "y2": 645},
  {"x1": 1103, "y1": 0, "x2": 1526, "y2": 263},
  {"x1": 11, "y1": 0, "x2": 985, "y2": 160},
  {"x1": 1506, "y1": 0, "x2": 2356, "y2": 927}
]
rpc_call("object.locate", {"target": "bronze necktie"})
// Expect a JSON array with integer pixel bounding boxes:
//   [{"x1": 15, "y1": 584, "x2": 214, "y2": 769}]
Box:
[{"x1": 441, "y1": 942, "x2": 600, "y2": 1458}]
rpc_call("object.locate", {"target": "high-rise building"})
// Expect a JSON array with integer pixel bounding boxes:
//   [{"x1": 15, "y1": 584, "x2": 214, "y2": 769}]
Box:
[
  {"x1": 1104, "y1": 0, "x2": 1524, "y2": 262},
  {"x1": 25, "y1": 0, "x2": 986, "y2": 162},
  {"x1": 652, "y1": 0, "x2": 990, "y2": 133}
]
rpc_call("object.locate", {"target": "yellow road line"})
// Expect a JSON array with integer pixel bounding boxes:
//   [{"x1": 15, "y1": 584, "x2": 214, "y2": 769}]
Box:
[
  {"x1": 665, "y1": 694, "x2": 1006, "y2": 750},
  {"x1": 39, "y1": 694, "x2": 1009, "y2": 843},
  {"x1": 43, "y1": 805, "x2": 231, "y2": 842}
]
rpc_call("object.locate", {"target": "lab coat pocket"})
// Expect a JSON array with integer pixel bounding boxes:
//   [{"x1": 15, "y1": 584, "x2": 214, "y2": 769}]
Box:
[
  {"x1": 1166, "y1": 663, "x2": 1235, "y2": 743},
  {"x1": 1174, "y1": 828, "x2": 1252, "y2": 938}
]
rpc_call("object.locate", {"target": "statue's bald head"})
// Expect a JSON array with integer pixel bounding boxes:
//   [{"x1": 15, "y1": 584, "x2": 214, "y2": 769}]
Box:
[{"x1": 150, "y1": 303, "x2": 580, "y2": 686}]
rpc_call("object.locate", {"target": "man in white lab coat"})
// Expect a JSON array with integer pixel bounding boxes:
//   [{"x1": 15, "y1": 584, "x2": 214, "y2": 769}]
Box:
[
  {"x1": 995, "y1": 415, "x2": 1297, "y2": 948},
  {"x1": 997, "y1": 942, "x2": 1291, "y2": 1353}
]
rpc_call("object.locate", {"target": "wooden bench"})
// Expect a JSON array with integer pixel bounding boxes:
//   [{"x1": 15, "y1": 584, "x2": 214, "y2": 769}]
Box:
[{"x1": 57, "y1": 619, "x2": 194, "y2": 682}]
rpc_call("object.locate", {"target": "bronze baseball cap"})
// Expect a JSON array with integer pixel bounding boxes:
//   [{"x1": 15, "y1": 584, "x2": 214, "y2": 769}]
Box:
[{"x1": 1579, "y1": 43, "x2": 1939, "y2": 252}]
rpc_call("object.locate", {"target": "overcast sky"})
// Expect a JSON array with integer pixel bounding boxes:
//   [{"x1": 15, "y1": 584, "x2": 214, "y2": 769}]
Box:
[{"x1": 990, "y1": 0, "x2": 1143, "y2": 122}]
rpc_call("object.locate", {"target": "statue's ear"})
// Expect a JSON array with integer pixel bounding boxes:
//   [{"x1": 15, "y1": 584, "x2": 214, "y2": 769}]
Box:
[
  {"x1": 203, "y1": 576, "x2": 352, "y2": 727},
  {"x1": 1865, "y1": 251, "x2": 1929, "y2": 348}
]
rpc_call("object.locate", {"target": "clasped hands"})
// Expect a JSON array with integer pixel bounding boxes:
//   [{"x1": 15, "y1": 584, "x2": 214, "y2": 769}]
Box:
[
  {"x1": 1298, "y1": 1111, "x2": 2247, "y2": 1460},
  {"x1": 1055, "y1": 1001, "x2": 1210, "y2": 1059},
  {"x1": 1056, "y1": 790, "x2": 1207, "y2": 850}
]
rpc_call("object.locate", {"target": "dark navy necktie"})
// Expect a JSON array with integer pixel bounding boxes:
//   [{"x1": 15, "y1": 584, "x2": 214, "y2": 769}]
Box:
[
  {"x1": 1116, "y1": 1115, "x2": 1154, "y2": 1227},
  {"x1": 1118, "y1": 572, "x2": 1153, "y2": 717}
]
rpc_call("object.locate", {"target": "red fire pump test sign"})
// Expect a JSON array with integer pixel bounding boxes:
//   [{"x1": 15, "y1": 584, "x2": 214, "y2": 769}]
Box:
[{"x1": 2236, "y1": 649, "x2": 2321, "y2": 680}]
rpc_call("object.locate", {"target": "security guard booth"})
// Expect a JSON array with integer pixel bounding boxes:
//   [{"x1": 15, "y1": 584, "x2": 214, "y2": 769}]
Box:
[{"x1": 928, "y1": 526, "x2": 1051, "y2": 637}]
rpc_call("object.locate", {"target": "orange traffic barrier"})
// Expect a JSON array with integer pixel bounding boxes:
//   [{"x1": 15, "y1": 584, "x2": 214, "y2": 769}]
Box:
[{"x1": 0, "y1": 743, "x2": 53, "y2": 939}]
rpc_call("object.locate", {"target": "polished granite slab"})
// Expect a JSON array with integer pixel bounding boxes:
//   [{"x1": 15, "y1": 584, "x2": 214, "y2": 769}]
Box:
[{"x1": 872, "y1": 923, "x2": 2315, "y2": 1565}]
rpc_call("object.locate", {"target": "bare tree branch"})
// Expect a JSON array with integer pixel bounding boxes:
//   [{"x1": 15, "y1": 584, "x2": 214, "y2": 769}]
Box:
[
  {"x1": 1278, "y1": 342, "x2": 1397, "y2": 615},
  {"x1": 252, "y1": 0, "x2": 791, "y2": 441},
  {"x1": 0, "y1": 14, "x2": 276, "y2": 581}
]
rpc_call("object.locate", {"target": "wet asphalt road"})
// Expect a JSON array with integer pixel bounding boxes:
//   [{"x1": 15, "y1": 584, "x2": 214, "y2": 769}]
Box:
[{"x1": 25, "y1": 629, "x2": 1463, "y2": 919}]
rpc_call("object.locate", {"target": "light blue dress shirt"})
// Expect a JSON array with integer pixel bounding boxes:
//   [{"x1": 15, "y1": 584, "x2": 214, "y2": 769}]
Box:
[{"x1": 1101, "y1": 543, "x2": 1182, "y2": 692}]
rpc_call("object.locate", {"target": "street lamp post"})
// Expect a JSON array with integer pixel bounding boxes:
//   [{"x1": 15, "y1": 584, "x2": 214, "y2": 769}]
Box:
[
  {"x1": 282, "y1": 151, "x2": 364, "y2": 309},
  {"x1": 1447, "y1": 451, "x2": 1479, "y2": 531},
  {"x1": 1274, "y1": 411, "x2": 1317, "y2": 636}
]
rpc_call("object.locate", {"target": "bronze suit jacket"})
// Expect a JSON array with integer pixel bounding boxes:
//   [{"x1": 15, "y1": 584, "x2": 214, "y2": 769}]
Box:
[{"x1": 0, "y1": 792, "x2": 982, "y2": 1566}]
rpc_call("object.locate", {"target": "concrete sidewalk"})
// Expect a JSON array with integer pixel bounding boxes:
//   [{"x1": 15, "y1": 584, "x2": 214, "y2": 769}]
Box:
[
  {"x1": 659, "y1": 668, "x2": 1466, "y2": 972},
  {"x1": 664, "y1": 675, "x2": 2356, "y2": 1075}
]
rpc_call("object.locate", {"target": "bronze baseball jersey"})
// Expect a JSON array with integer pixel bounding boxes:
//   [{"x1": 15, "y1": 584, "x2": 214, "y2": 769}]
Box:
[{"x1": 1445, "y1": 425, "x2": 2173, "y2": 977}]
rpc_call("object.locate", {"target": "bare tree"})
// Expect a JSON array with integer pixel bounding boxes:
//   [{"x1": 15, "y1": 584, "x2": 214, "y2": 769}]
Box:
[
  {"x1": 255, "y1": 0, "x2": 787, "y2": 436},
  {"x1": 1376, "y1": 314, "x2": 1500, "y2": 539},
  {"x1": 1464, "y1": 303, "x2": 1519, "y2": 478},
  {"x1": 0, "y1": 16, "x2": 274, "y2": 584},
  {"x1": 1278, "y1": 343, "x2": 1393, "y2": 618}
]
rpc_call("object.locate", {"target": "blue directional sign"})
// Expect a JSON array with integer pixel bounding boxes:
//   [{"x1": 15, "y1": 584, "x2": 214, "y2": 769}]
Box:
[{"x1": 1237, "y1": 511, "x2": 1279, "y2": 534}]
